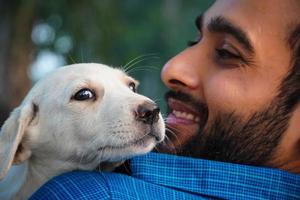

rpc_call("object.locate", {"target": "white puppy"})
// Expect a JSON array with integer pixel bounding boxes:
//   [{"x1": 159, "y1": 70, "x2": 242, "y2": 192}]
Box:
[{"x1": 0, "y1": 63, "x2": 165, "y2": 200}]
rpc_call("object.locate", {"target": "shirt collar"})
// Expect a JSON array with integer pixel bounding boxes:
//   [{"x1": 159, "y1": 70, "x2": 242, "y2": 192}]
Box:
[{"x1": 130, "y1": 152, "x2": 300, "y2": 199}]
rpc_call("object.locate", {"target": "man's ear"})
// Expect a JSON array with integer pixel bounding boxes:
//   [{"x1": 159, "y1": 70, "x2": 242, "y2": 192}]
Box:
[{"x1": 0, "y1": 102, "x2": 38, "y2": 179}]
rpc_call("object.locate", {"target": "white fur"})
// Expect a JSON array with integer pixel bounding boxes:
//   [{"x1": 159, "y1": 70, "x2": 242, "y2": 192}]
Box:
[{"x1": 0, "y1": 63, "x2": 165, "y2": 200}]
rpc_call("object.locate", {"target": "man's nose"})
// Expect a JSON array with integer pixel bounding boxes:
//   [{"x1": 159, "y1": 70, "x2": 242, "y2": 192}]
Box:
[{"x1": 161, "y1": 47, "x2": 204, "y2": 91}]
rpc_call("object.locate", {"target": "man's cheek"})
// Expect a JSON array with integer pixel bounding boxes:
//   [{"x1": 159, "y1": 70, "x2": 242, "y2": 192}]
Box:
[{"x1": 205, "y1": 77, "x2": 254, "y2": 115}]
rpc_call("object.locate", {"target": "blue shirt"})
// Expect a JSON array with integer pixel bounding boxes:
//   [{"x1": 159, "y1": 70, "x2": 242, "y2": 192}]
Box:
[{"x1": 30, "y1": 152, "x2": 300, "y2": 199}]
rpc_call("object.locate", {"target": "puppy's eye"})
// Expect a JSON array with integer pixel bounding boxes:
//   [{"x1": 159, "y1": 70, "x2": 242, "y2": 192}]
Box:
[
  {"x1": 129, "y1": 82, "x2": 137, "y2": 93},
  {"x1": 73, "y1": 88, "x2": 95, "y2": 101}
]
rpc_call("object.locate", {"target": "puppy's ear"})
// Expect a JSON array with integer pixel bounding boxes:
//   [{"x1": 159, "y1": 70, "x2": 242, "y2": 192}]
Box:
[{"x1": 0, "y1": 102, "x2": 37, "y2": 179}]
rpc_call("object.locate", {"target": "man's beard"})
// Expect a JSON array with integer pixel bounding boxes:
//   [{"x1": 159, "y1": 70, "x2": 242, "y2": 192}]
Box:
[{"x1": 165, "y1": 91, "x2": 292, "y2": 166}]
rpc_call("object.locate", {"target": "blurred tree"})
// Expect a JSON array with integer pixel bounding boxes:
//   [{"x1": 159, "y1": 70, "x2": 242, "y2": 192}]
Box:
[
  {"x1": 0, "y1": 0, "x2": 36, "y2": 125},
  {"x1": 0, "y1": 0, "x2": 214, "y2": 126},
  {"x1": 32, "y1": 0, "x2": 213, "y2": 110}
]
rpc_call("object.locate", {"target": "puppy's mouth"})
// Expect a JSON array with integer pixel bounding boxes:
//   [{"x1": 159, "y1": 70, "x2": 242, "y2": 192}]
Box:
[{"x1": 97, "y1": 133, "x2": 158, "y2": 151}]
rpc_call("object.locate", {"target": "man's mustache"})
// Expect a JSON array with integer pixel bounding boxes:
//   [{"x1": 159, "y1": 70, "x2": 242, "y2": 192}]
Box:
[{"x1": 164, "y1": 90, "x2": 208, "y2": 117}]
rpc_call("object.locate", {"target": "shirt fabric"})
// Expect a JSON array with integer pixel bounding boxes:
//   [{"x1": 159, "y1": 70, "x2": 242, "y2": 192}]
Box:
[{"x1": 30, "y1": 152, "x2": 300, "y2": 200}]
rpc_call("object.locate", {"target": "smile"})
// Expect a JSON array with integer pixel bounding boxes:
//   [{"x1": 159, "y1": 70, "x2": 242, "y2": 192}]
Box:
[
  {"x1": 172, "y1": 110, "x2": 200, "y2": 122},
  {"x1": 167, "y1": 98, "x2": 201, "y2": 124}
]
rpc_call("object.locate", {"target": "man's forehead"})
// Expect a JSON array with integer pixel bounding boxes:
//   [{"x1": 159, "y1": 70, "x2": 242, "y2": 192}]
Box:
[
  {"x1": 205, "y1": 0, "x2": 299, "y2": 27},
  {"x1": 203, "y1": 0, "x2": 300, "y2": 47},
  {"x1": 211, "y1": 0, "x2": 300, "y2": 12}
]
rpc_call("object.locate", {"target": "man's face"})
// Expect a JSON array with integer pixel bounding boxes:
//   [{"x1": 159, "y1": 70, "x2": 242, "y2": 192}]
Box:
[{"x1": 161, "y1": 0, "x2": 300, "y2": 173}]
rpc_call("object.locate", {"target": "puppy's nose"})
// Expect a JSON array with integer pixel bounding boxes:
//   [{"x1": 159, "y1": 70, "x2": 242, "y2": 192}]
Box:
[{"x1": 136, "y1": 102, "x2": 160, "y2": 125}]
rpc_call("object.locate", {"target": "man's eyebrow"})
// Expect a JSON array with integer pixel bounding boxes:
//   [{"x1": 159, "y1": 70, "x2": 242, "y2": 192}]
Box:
[{"x1": 207, "y1": 16, "x2": 254, "y2": 54}]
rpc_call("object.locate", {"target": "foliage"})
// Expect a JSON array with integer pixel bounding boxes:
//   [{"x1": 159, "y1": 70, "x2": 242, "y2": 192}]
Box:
[{"x1": 32, "y1": 0, "x2": 214, "y2": 112}]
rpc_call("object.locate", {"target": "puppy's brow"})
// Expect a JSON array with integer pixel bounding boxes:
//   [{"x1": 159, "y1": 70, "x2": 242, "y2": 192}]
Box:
[{"x1": 123, "y1": 74, "x2": 139, "y2": 86}]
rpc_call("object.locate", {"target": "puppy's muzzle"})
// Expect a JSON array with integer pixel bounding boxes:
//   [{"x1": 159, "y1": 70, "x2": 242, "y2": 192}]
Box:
[{"x1": 135, "y1": 101, "x2": 160, "y2": 125}]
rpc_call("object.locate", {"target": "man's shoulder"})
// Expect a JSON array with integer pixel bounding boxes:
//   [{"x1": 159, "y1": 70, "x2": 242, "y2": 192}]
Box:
[
  {"x1": 30, "y1": 171, "x2": 111, "y2": 200},
  {"x1": 30, "y1": 153, "x2": 300, "y2": 200},
  {"x1": 30, "y1": 169, "x2": 203, "y2": 200}
]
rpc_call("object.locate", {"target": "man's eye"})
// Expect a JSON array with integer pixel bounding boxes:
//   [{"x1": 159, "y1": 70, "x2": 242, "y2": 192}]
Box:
[
  {"x1": 216, "y1": 48, "x2": 240, "y2": 59},
  {"x1": 129, "y1": 82, "x2": 137, "y2": 93},
  {"x1": 72, "y1": 88, "x2": 95, "y2": 101},
  {"x1": 215, "y1": 48, "x2": 242, "y2": 60}
]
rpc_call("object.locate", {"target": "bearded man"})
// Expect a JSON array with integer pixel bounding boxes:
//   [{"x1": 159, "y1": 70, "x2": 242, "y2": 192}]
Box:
[{"x1": 31, "y1": 0, "x2": 300, "y2": 199}]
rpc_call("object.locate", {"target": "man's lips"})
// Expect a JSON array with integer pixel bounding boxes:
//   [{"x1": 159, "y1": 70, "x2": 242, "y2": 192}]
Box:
[
  {"x1": 160, "y1": 97, "x2": 201, "y2": 153},
  {"x1": 166, "y1": 98, "x2": 200, "y2": 125}
]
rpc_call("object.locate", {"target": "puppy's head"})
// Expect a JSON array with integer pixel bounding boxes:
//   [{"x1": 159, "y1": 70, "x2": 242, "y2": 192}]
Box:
[{"x1": 0, "y1": 63, "x2": 165, "y2": 178}]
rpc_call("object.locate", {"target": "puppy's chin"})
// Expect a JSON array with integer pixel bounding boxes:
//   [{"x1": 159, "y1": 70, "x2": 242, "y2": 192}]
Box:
[{"x1": 98, "y1": 135, "x2": 157, "y2": 162}]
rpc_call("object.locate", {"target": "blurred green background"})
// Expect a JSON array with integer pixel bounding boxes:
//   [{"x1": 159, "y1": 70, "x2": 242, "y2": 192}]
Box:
[{"x1": 0, "y1": 0, "x2": 214, "y2": 125}]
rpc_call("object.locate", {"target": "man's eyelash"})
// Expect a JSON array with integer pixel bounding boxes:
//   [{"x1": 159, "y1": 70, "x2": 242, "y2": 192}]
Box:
[
  {"x1": 215, "y1": 48, "x2": 255, "y2": 66},
  {"x1": 216, "y1": 48, "x2": 241, "y2": 59}
]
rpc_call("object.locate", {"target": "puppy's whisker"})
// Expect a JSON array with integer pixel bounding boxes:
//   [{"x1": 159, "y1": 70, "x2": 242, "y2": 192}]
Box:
[
  {"x1": 97, "y1": 150, "x2": 105, "y2": 170},
  {"x1": 165, "y1": 129, "x2": 178, "y2": 141},
  {"x1": 165, "y1": 127, "x2": 181, "y2": 147},
  {"x1": 121, "y1": 162, "x2": 131, "y2": 174},
  {"x1": 123, "y1": 54, "x2": 153, "y2": 70},
  {"x1": 166, "y1": 125, "x2": 196, "y2": 153},
  {"x1": 163, "y1": 118, "x2": 169, "y2": 123},
  {"x1": 122, "y1": 53, "x2": 159, "y2": 72},
  {"x1": 153, "y1": 98, "x2": 163, "y2": 103},
  {"x1": 78, "y1": 151, "x2": 84, "y2": 166},
  {"x1": 127, "y1": 68, "x2": 153, "y2": 74},
  {"x1": 126, "y1": 65, "x2": 160, "y2": 74},
  {"x1": 85, "y1": 134, "x2": 100, "y2": 147},
  {"x1": 167, "y1": 125, "x2": 192, "y2": 136},
  {"x1": 164, "y1": 135, "x2": 176, "y2": 148},
  {"x1": 68, "y1": 54, "x2": 77, "y2": 64},
  {"x1": 80, "y1": 48, "x2": 85, "y2": 63},
  {"x1": 106, "y1": 146, "x2": 113, "y2": 162},
  {"x1": 128, "y1": 65, "x2": 160, "y2": 71},
  {"x1": 124, "y1": 59, "x2": 159, "y2": 73},
  {"x1": 153, "y1": 146, "x2": 160, "y2": 152},
  {"x1": 161, "y1": 114, "x2": 168, "y2": 119},
  {"x1": 161, "y1": 134, "x2": 178, "y2": 155}
]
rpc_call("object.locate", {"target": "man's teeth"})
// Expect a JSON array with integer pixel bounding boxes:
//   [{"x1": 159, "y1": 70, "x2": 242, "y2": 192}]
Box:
[{"x1": 173, "y1": 110, "x2": 200, "y2": 122}]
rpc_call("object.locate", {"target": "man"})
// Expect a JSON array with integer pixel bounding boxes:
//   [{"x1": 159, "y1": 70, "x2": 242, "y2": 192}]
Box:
[{"x1": 31, "y1": 0, "x2": 300, "y2": 199}]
